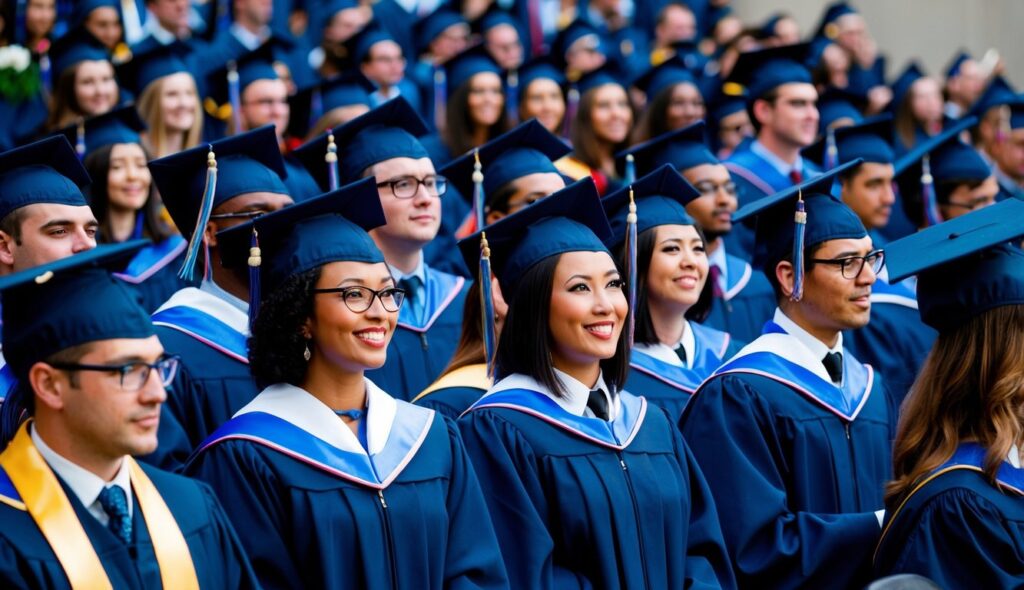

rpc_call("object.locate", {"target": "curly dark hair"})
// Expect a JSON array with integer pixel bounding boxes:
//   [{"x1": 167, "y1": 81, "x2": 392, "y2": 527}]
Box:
[{"x1": 248, "y1": 267, "x2": 322, "y2": 389}]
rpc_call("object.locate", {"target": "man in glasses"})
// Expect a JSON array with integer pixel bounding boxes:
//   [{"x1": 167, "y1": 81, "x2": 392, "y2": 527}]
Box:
[
  {"x1": 327, "y1": 98, "x2": 468, "y2": 401},
  {"x1": 679, "y1": 163, "x2": 894, "y2": 589},
  {"x1": 0, "y1": 243, "x2": 257, "y2": 588},
  {"x1": 144, "y1": 125, "x2": 294, "y2": 470}
]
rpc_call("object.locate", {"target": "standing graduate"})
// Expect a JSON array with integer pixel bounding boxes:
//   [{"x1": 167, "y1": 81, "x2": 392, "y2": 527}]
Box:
[
  {"x1": 186, "y1": 180, "x2": 509, "y2": 590},
  {"x1": 679, "y1": 162, "x2": 894, "y2": 589},
  {"x1": 602, "y1": 164, "x2": 741, "y2": 420},
  {"x1": 874, "y1": 198, "x2": 1024, "y2": 587},
  {"x1": 0, "y1": 243, "x2": 257, "y2": 589},
  {"x1": 458, "y1": 178, "x2": 735, "y2": 589},
  {"x1": 144, "y1": 125, "x2": 294, "y2": 469},
  {"x1": 621, "y1": 121, "x2": 776, "y2": 343}
]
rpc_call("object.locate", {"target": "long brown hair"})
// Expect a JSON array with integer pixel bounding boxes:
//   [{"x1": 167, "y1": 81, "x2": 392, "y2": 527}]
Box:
[
  {"x1": 83, "y1": 143, "x2": 175, "y2": 244},
  {"x1": 136, "y1": 74, "x2": 202, "y2": 158},
  {"x1": 886, "y1": 304, "x2": 1024, "y2": 507},
  {"x1": 443, "y1": 277, "x2": 488, "y2": 374},
  {"x1": 47, "y1": 66, "x2": 84, "y2": 130},
  {"x1": 570, "y1": 84, "x2": 633, "y2": 171},
  {"x1": 444, "y1": 77, "x2": 510, "y2": 158},
  {"x1": 894, "y1": 90, "x2": 920, "y2": 151}
]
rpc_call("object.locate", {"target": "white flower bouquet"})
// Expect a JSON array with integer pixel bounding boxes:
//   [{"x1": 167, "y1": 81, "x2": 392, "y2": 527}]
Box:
[{"x1": 0, "y1": 45, "x2": 41, "y2": 102}]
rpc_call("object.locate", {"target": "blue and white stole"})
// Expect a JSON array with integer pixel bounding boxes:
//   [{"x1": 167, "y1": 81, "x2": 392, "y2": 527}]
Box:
[
  {"x1": 113, "y1": 235, "x2": 187, "y2": 284},
  {"x1": 151, "y1": 287, "x2": 249, "y2": 364},
  {"x1": 630, "y1": 323, "x2": 731, "y2": 394},
  {"x1": 192, "y1": 382, "x2": 436, "y2": 489},
  {"x1": 722, "y1": 252, "x2": 754, "y2": 301},
  {"x1": 465, "y1": 387, "x2": 648, "y2": 451},
  {"x1": 705, "y1": 321, "x2": 874, "y2": 421},
  {"x1": 870, "y1": 269, "x2": 918, "y2": 310},
  {"x1": 397, "y1": 265, "x2": 465, "y2": 333}
]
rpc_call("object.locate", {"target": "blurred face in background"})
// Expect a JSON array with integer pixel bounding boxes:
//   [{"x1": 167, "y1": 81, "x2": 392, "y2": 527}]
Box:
[
  {"x1": 75, "y1": 61, "x2": 119, "y2": 116},
  {"x1": 589, "y1": 84, "x2": 632, "y2": 145},
  {"x1": 84, "y1": 7, "x2": 123, "y2": 49},
  {"x1": 159, "y1": 72, "x2": 199, "y2": 133},
  {"x1": 485, "y1": 24, "x2": 523, "y2": 71},
  {"x1": 520, "y1": 79, "x2": 565, "y2": 133}
]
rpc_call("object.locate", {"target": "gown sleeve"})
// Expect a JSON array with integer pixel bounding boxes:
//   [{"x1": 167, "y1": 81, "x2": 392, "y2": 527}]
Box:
[
  {"x1": 196, "y1": 481, "x2": 263, "y2": 589},
  {"x1": 679, "y1": 375, "x2": 881, "y2": 589},
  {"x1": 458, "y1": 410, "x2": 593, "y2": 590}
]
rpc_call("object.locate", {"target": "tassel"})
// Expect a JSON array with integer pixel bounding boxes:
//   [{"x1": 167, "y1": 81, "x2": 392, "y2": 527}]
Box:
[
  {"x1": 179, "y1": 146, "x2": 218, "y2": 281},
  {"x1": 433, "y1": 66, "x2": 447, "y2": 132},
  {"x1": 247, "y1": 228, "x2": 262, "y2": 327},
  {"x1": 624, "y1": 154, "x2": 636, "y2": 184},
  {"x1": 920, "y1": 154, "x2": 943, "y2": 227},
  {"x1": 472, "y1": 149, "x2": 486, "y2": 231},
  {"x1": 227, "y1": 60, "x2": 242, "y2": 136},
  {"x1": 479, "y1": 232, "x2": 497, "y2": 377},
  {"x1": 562, "y1": 86, "x2": 579, "y2": 142},
  {"x1": 325, "y1": 129, "x2": 340, "y2": 191},
  {"x1": 824, "y1": 127, "x2": 838, "y2": 170},
  {"x1": 75, "y1": 119, "x2": 86, "y2": 160},
  {"x1": 791, "y1": 190, "x2": 807, "y2": 302},
  {"x1": 624, "y1": 187, "x2": 638, "y2": 347},
  {"x1": 309, "y1": 87, "x2": 324, "y2": 132},
  {"x1": 505, "y1": 68, "x2": 519, "y2": 124}
]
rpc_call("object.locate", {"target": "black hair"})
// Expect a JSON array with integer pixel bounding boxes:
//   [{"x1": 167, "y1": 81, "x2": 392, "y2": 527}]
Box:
[
  {"x1": 444, "y1": 79, "x2": 511, "y2": 158},
  {"x1": 495, "y1": 254, "x2": 630, "y2": 397},
  {"x1": 0, "y1": 207, "x2": 26, "y2": 243},
  {"x1": 747, "y1": 87, "x2": 779, "y2": 134},
  {"x1": 83, "y1": 143, "x2": 175, "y2": 244},
  {"x1": 249, "y1": 267, "x2": 322, "y2": 389},
  {"x1": 900, "y1": 177, "x2": 987, "y2": 227},
  {"x1": 763, "y1": 241, "x2": 827, "y2": 301}
]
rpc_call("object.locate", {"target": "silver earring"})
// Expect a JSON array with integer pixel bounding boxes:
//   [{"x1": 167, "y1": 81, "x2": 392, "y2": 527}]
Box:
[{"x1": 303, "y1": 341, "x2": 311, "y2": 361}]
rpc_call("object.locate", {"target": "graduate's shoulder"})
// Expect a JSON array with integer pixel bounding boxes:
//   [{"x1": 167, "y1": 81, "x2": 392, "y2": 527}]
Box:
[{"x1": 137, "y1": 462, "x2": 224, "y2": 534}]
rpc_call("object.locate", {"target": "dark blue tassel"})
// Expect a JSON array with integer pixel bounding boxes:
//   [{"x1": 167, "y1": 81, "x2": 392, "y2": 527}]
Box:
[
  {"x1": 921, "y1": 154, "x2": 943, "y2": 227},
  {"x1": 624, "y1": 187, "x2": 638, "y2": 347},
  {"x1": 227, "y1": 61, "x2": 242, "y2": 135},
  {"x1": 434, "y1": 66, "x2": 447, "y2": 132},
  {"x1": 309, "y1": 87, "x2": 324, "y2": 132},
  {"x1": 179, "y1": 147, "x2": 218, "y2": 281},
  {"x1": 326, "y1": 129, "x2": 340, "y2": 191},
  {"x1": 562, "y1": 86, "x2": 579, "y2": 142},
  {"x1": 505, "y1": 69, "x2": 519, "y2": 124},
  {"x1": 624, "y1": 154, "x2": 636, "y2": 184},
  {"x1": 75, "y1": 119, "x2": 86, "y2": 161},
  {"x1": 472, "y1": 149, "x2": 486, "y2": 232},
  {"x1": 247, "y1": 228, "x2": 261, "y2": 328},
  {"x1": 824, "y1": 127, "x2": 838, "y2": 170},
  {"x1": 479, "y1": 233, "x2": 497, "y2": 376},
  {"x1": 791, "y1": 193, "x2": 807, "y2": 302}
]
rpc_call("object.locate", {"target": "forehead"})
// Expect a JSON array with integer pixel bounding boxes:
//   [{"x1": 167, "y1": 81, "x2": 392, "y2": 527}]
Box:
[
  {"x1": 851, "y1": 161, "x2": 894, "y2": 180},
  {"x1": 19, "y1": 203, "x2": 96, "y2": 224},
  {"x1": 814, "y1": 235, "x2": 873, "y2": 256},
  {"x1": 81, "y1": 335, "x2": 164, "y2": 361},
  {"x1": 554, "y1": 250, "x2": 616, "y2": 275},
  {"x1": 318, "y1": 260, "x2": 393, "y2": 285},
  {"x1": 243, "y1": 78, "x2": 287, "y2": 99},
  {"x1": 370, "y1": 156, "x2": 436, "y2": 179},
  {"x1": 775, "y1": 83, "x2": 818, "y2": 102},
  {"x1": 683, "y1": 163, "x2": 731, "y2": 183}
]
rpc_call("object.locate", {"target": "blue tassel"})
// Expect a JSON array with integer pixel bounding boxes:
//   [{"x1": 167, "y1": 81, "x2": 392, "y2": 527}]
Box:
[
  {"x1": 75, "y1": 119, "x2": 86, "y2": 161},
  {"x1": 247, "y1": 228, "x2": 262, "y2": 328},
  {"x1": 434, "y1": 67, "x2": 447, "y2": 132},
  {"x1": 506, "y1": 69, "x2": 519, "y2": 124},
  {"x1": 179, "y1": 146, "x2": 218, "y2": 281},
  {"x1": 921, "y1": 154, "x2": 943, "y2": 227},
  {"x1": 326, "y1": 129, "x2": 340, "y2": 191},
  {"x1": 791, "y1": 192, "x2": 807, "y2": 302},
  {"x1": 624, "y1": 187, "x2": 638, "y2": 347},
  {"x1": 309, "y1": 87, "x2": 324, "y2": 132},
  {"x1": 624, "y1": 154, "x2": 636, "y2": 184},
  {"x1": 479, "y1": 232, "x2": 497, "y2": 376},
  {"x1": 472, "y1": 149, "x2": 486, "y2": 232},
  {"x1": 227, "y1": 61, "x2": 242, "y2": 136},
  {"x1": 562, "y1": 86, "x2": 579, "y2": 142},
  {"x1": 824, "y1": 127, "x2": 838, "y2": 170}
]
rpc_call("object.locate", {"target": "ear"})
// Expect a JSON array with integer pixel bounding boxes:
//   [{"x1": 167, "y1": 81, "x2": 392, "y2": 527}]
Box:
[
  {"x1": 28, "y1": 363, "x2": 67, "y2": 412},
  {"x1": 0, "y1": 230, "x2": 15, "y2": 267},
  {"x1": 203, "y1": 220, "x2": 218, "y2": 248},
  {"x1": 775, "y1": 259, "x2": 796, "y2": 299},
  {"x1": 752, "y1": 98, "x2": 773, "y2": 127}
]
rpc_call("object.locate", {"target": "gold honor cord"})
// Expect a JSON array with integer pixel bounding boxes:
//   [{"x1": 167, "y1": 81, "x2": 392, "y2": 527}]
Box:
[
  {"x1": 0, "y1": 423, "x2": 199, "y2": 589},
  {"x1": 414, "y1": 364, "x2": 493, "y2": 402}
]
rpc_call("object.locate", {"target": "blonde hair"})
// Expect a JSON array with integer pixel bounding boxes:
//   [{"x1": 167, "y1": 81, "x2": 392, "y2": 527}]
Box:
[{"x1": 136, "y1": 73, "x2": 203, "y2": 158}]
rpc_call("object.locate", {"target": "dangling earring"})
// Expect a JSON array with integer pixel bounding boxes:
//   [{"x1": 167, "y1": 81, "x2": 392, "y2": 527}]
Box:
[{"x1": 303, "y1": 340, "x2": 311, "y2": 361}]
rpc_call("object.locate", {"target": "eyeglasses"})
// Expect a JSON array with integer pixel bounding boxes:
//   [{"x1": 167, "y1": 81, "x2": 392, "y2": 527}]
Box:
[
  {"x1": 693, "y1": 180, "x2": 737, "y2": 197},
  {"x1": 808, "y1": 249, "x2": 885, "y2": 279},
  {"x1": 209, "y1": 209, "x2": 269, "y2": 221},
  {"x1": 50, "y1": 355, "x2": 180, "y2": 392},
  {"x1": 313, "y1": 286, "x2": 406, "y2": 313},
  {"x1": 376, "y1": 175, "x2": 448, "y2": 199}
]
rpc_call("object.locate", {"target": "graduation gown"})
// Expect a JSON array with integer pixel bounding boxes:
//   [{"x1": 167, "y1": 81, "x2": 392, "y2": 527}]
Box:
[
  {"x1": 459, "y1": 379, "x2": 736, "y2": 589},
  {"x1": 680, "y1": 320, "x2": 894, "y2": 589},
  {"x1": 874, "y1": 443, "x2": 1024, "y2": 588},
  {"x1": 143, "y1": 287, "x2": 257, "y2": 471},
  {"x1": 186, "y1": 381, "x2": 509, "y2": 590},
  {"x1": 700, "y1": 251, "x2": 776, "y2": 343},
  {"x1": 114, "y1": 235, "x2": 188, "y2": 313},
  {"x1": 414, "y1": 364, "x2": 491, "y2": 420},
  {"x1": 366, "y1": 265, "x2": 468, "y2": 401},
  {"x1": 626, "y1": 322, "x2": 740, "y2": 421},
  {"x1": 0, "y1": 446, "x2": 258, "y2": 588}
]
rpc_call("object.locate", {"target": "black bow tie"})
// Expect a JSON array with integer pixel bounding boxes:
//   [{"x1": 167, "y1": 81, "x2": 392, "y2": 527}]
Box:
[
  {"x1": 587, "y1": 388, "x2": 609, "y2": 421},
  {"x1": 822, "y1": 352, "x2": 843, "y2": 384}
]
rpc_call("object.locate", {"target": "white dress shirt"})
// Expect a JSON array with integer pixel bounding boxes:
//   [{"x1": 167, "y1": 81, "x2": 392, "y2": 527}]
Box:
[
  {"x1": 773, "y1": 308, "x2": 844, "y2": 385},
  {"x1": 488, "y1": 368, "x2": 618, "y2": 421},
  {"x1": 633, "y1": 320, "x2": 696, "y2": 369}
]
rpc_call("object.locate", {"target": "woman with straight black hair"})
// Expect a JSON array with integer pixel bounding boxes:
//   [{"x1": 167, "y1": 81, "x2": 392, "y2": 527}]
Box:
[{"x1": 457, "y1": 178, "x2": 735, "y2": 589}]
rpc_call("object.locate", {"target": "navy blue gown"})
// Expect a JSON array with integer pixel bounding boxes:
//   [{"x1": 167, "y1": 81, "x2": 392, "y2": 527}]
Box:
[
  {"x1": 459, "y1": 381, "x2": 736, "y2": 589},
  {"x1": 680, "y1": 322, "x2": 894, "y2": 589},
  {"x1": 701, "y1": 252, "x2": 777, "y2": 344},
  {"x1": 414, "y1": 364, "x2": 491, "y2": 420},
  {"x1": 114, "y1": 235, "x2": 187, "y2": 313},
  {"x1": 0, "y1": 459, "x2": 258, "y2": 588},
  {"x1": 874, "y1": 443, "x2": 1024, "y2": 588},
  {"x1": 186, "y1": 382, "x2": 509, "y2": 590}
]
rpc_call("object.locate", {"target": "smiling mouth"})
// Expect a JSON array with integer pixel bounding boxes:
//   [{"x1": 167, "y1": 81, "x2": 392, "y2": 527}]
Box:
[
  {"x1": 354, "y1": 328, "x2": 387, "y2": 345},
  {"x1": 585, "y1": 322, "x2": 615, "y2": 338}
]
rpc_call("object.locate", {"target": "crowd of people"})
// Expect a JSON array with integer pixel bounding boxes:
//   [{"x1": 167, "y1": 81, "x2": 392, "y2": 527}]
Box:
[{"x1": 0, "y1": 0, "x2": 1022, "y2": 588}]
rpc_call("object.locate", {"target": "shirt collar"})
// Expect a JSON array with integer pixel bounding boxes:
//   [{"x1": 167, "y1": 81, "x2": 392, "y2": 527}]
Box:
[
  {"x1": 489, "y1": 369, "x2": 617, "y2": 420},
  {"x1": 387, "y1": 253, "x2": 426, "y2": 284},
  {"x1": 144, "y1": 19, "x2": 179, "y2": 45},
  {"x1": 229, "y1": 22, "x2": 269, "y2": 51},
  {"x1": 773, "y1": 307, "x2": 842, "y2": 362},
  {"x1": 200, "y1": 278, "x2": 250, "y2": 315},
  {"x1": 633, "y1": 320, "x2": 695, "y2": 369},
  {"x1": 31, "y1": 424, "x2": 133, "y2": 518},
  {"x1": 750, "y1": 138, "x2": 804, "y2": 178}
]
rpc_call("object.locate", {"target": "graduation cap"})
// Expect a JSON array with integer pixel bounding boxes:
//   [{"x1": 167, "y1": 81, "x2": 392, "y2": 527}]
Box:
[
  {"x1": 414, "y1": 7, "x2": 468, "y2": 57},
  {"x1": 204, "y1": 41, "x2": 281, "y2": 129},
  {"x1": 0, "y1": 135, "x2": 91, "y2": 222},
  {"x1": 71, "y1": 0, "x2": 119, "y2": 28},
  {"x1": 307, "y1": 0, "x2": 361, "y2": 41},
  {"x1": 327, "y1": 97, "x2": 430, "y2": 184},
  {"x1": 477, "y1": 7, "x2": 520, "y2": 35},
  {"x1": 287, "y1": 71, "x2": 375, "y2": 140},
  {"x1": 944, "y1": 50, "x2": 972, "y2": 80},
  {"x1": 734, "y1": 160, "x2": 866, "y2": 300},
  {"x1": 632, "y1": 55, "x2": 698, "y2": 100},
  {"x1": 601, "y1": 164, "x2": 700, "y2": 248},
  {"x1": 445, "y1": 45, "x2": 502, "y2": 94},
  {"x1": 888, "y1": 62, "x2": 926, "y2": 113},
  {"x1": 57, "y1": 105, "x2": 146, "y2": 159},
  {"x1": 813, "y1": 2, "x2": 858, "y2": 40},
  {"x1": 726, "y1": 43, "x2": 812, "y2": 101},
  {"x1": 803, "y1": 115, "x2": 894, "y2": 170},
  {"x1": 439, "y1": 118, "x2": 570, "y2": 206},
  {"x1": 758, "y1": 12, "x2": 788, "y2": 39},
  {"x1": 883, "y1": 198, "x2": 1024, "y2": 330},
  {"x1": 517, "y1": 55, "x2": 566, "y2": 98},
  {"x1": 550, "y1": 19, "x2": 605, "y2": 70},
  {"x1": 115, "y1": 41, "x2": 191, "y2": 95},
  {"x1": 966, "y1": 76, "x2": 1017, "y2": 120},
  {"x1": 708, "y1": 82, "x2": 748, "y2": 122},
  {"x1": 619, "y1": 120, "x2": 718, "y2": 177},
  {"x1": 345, "y1": 22, "x2": 397, "y2": 65},
  {"x1": 817, "y1": 86, "x2": 867, "y2": 133},
  {"x1": 49, "y1": 26, "x2": 110, "y2": 79},
  {"x1": 575, "y1": 63, "x2": 625, "y2": 97}
]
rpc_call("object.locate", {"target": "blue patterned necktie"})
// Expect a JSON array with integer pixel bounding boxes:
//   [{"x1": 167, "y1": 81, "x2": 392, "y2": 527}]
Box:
[
  {"x1": 98, "y1": 485, "x2": 132, "y2": 544},
  {"x1": 399, "y1": 276, "x2": 425, "y2": 325}
]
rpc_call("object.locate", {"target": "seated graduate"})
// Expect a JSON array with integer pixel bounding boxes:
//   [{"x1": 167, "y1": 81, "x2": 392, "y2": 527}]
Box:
[
  {"x1": 295, "y1": 98, "x2": 469, "y2": 401},
  {"x1": 185, "y1": 180, "x2": 509, "y2": 590},
  {"x1": 803, "y1": 116, "x2": 939, "y2": 408},
  {"x1": 0, "y1": 243, "x2": 257, "y2": 589},
  {"x1": 874, "y1": 199, "x2": 1024, "y2": 587},
  {"x1": 62, "y1": 106, "x2": 187, "y2": 312},
  {"x1": 621, "y1": 120, "x2": 776, "y2": 343},
  {"x1": 679, "y1": 162, "x2": 895, "y2": 589},
  {"x1": 144, "y1": 125, "x2": 295, "y2": 470},
  {"x1": 457, "y1": 179, "x2": 736, "y2": 589},
  {"x1": 602, "y1": 164, "x2": 742, "y2": 420}
]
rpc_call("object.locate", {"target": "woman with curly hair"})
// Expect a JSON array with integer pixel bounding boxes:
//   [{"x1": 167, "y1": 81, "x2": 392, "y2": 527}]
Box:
[
  {"x1": 184, "y1": 179, "x2": 508, "y2": 590},
  {"x1": 874, "y1": 200, "x2": 1024, "y2": 587}
]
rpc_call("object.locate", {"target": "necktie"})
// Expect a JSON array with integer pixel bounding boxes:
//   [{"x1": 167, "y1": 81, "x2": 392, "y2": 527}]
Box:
[
  {"x1": 789, "y1": 169, "x2": 803, "y2": 185},
  {"x1": 822, "y1": 352, "x2": 843, "y2": 384},
  {"x1": 674, "y1": 344, "x2": 688, "y2": 366},
  {"x1": 586, "y1": 388, "x2": 609, "y2": 421},
  {"x1": 708, "y1": 264, "x2": 724, "y2": 299},
  {"x1": 97, "y1": 485, "x2": 132, "y2": 544},
  {"x1": 399, "y1": 277, "x2": 424, "y2": 324}
]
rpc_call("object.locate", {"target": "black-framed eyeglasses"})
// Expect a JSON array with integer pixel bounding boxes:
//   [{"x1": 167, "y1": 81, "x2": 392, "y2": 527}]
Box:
[
  {"x1": 376, "y1": 175, "x2": 448, "y2": 199},
  {"x1": 808, "y1": 249, "x2": 885, "y2": 279},
  {"x1": 50, "y1": 355, "x2": 180, "y2": 392},
  {"x1": 209, "y1": 210, "x2": 269, "y2": 221},
  {"x1": 313, "y1": 286, "x2": 406, "y2": 313}
]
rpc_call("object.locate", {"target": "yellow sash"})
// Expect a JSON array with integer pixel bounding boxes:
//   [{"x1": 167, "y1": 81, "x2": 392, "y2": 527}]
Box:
[
  {"x1": 0, "y1": 423, "x2": 200, "y2": 590},
  {"x1": 554, "y1": 156, "x2": 593, "y2": 182},
  {"x1": 414, "y1": 364, "x2": 492, "y2": 402}
]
